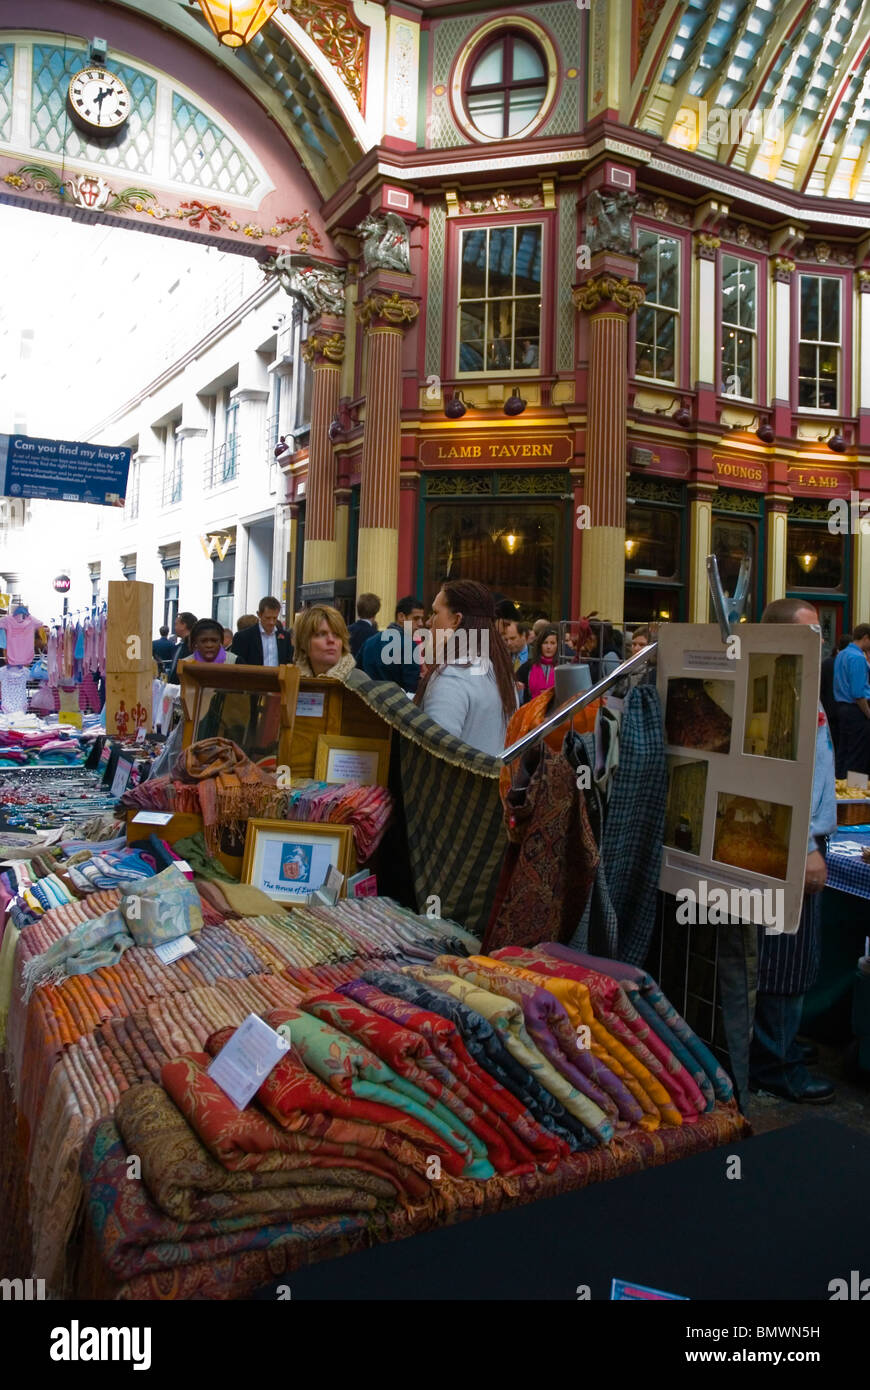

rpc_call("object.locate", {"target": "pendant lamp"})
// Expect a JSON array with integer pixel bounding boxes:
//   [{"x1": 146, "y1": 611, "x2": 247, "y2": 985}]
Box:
[{"x1": 190, "y1": 0, "x2": 279, "y2": 48}]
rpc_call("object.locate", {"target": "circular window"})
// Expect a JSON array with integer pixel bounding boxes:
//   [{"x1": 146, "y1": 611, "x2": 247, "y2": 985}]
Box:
[{"x1": 451, "y1": 19, "x2": 558, "y2": 144}]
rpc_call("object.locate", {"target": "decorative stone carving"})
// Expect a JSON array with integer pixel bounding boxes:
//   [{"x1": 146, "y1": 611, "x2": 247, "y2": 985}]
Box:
[
  {"x1": 355, "y1": 211, "x2": 411, "y2": 273},
  {"x1": 771, "y1": 256, "x2": 796, "y2": 283},
  {"x1": 302, "y1": 331, "x2": 345, "y2": 365},
  {"x1": 355, "y1": 291, "x2": 419, "y2": 328},
  {"x1": 857, "y1": 269, "x2": 870, "y2": 294},
  {"x1": 572, "y1": 275, "x2": 645, "y2": 315},
  {"x1": 694, "y1": 231, "x2": 721, "y2": 260},
  {"x1": 260, "y1": 254, "x2": 346, "y2": 314},
  {"x1": 584, "y1": 189, "x2": 637, "y2": 254}
]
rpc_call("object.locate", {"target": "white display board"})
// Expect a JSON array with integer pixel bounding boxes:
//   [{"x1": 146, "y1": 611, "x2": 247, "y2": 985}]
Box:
[{"x1": 656, "y1": 624, "x2": 822, "y2": 934}]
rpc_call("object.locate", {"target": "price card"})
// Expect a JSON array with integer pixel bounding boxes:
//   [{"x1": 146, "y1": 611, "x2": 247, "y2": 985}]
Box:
[
  {"x1": 207, "y1": 1013, "x2": 289, "y2": 1109},
  {"x1": 136, "y1": 725, "x2": 147, "y2": 743},
  {"x1": 154, "y1": 934, "x2": 197, "y2": 965},
  {"x1": 131, "y1": 811, "x2": 174, "y2": 826},
  {"x1": 59, "y1": 711, "x2": 83, "y2": 729},
  {"x1": 323, "y1": 864, "x2": 344, "y2": 903},
  {"x1": 110, "y1": 757, "x2": 133, "y2": 799},
  {"x1": 847, "y1": 771, "x2": 869, "y2": 790},
  {"x1": 296, "y1": 692, "x2": 325, "y2": 718}
]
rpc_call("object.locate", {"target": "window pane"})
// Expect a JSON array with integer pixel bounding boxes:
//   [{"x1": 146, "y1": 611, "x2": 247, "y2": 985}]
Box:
[
  {"x1": 786, "y1": 524, "x2": 843, "y2": 589},
  {"x1": 470, "y1": 39, "x2": 503, "y2": 87},
  {"x1": 460, "y1": 229, "x2": 486, "y2": 299},
  {"x1": 739, "y1": 263, "x2": 756, "y2": 329},
  {"x1": 635, "y1": 304, "x2": 657, "y2": 375},
  {"x1": 467, "y1": 90, "x2": 504, "y2": 138},
  {"x1": 459, "y1": 303, "x2": 485, "y2": 371},
  {"x1": 514, "y1": 225, "x2": 541, "y2": 294},
  {"x1": 488, "y1": 226, "x2": 514, "y2": 298},
  {"x1": 515, "y1": 297, "x2": 541, "y2": 345},
  {"x1": 511, "y1": 38, "x2": 545, "y2": 80},
  {"x1": 800, "y1": 275, "x2": 819, "y2": 340},
  {"x1": 427, "y1": 501, "x2": 562, "y2": 617},
  {"x1": 818, "y1": 350, "x2": 838, "y2": 410},
  {"x1": 655, "y1": 312, "x2": 676, "y2": 380},
  {"x1": 625, "y1": 505, "x2": 680, "y2": 579},
  {"x1": 507, "y1": 86, "x2": 547, "y2": 134},
  {"x1": 657, "y1": 240, "x2": 679, "y2": 307},
  {"x1": 487, "y1": 301, "x2": 513, "y2": 369},
  {"x1": 820, "y1": 278, "x2": 840, "y2": 341},
  {"x1": 721, "y1": 255, "x2": 740, "y2": 323}
]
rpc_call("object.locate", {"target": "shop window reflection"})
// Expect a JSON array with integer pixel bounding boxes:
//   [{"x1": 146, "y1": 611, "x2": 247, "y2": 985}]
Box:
[
  {"x1": 709, "y1": 518, "x2": 756, "y2": 621},
  {"x1": 624, "y1": 504, "x2": 680, "y2": 580},
  {"x1": 786, "y1": 523, "x2": 843, "y2": 590},
  {"x1": 426, "y1": 501, "x2": 561, "y2": 616}
]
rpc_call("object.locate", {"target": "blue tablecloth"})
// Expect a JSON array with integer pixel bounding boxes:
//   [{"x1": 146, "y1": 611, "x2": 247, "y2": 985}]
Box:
[{"x1": 826, "y1": 824, "x2": 870, "y2": 900}]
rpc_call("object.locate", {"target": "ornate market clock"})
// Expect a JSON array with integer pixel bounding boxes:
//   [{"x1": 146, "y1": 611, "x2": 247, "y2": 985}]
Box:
[{"x1": 67, "y1": 67, "x2": 132, "y2": 134}]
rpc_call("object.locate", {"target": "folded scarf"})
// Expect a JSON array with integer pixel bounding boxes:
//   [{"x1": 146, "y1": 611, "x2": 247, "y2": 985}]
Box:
[
  {"x1": 22, "y1": 907, "x2": 131, "y2": 1001},
  {"x1": 172, "y1": 739, "x2": 281, "y2": 852}
]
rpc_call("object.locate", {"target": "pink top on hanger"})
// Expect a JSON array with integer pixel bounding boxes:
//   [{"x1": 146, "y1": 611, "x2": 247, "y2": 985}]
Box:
[{"x1": 0, "y1": 613, "x2": 45, "y2": 666}]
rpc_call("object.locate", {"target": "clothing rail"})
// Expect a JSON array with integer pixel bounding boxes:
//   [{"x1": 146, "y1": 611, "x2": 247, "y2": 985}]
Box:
[{"x1": 500, "y1": 642, "x2": 658, "y2": 764}]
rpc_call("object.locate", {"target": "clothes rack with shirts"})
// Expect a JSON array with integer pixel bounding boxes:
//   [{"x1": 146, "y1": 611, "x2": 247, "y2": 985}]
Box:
[{"x1": 41, "y1": 609, "x2": 106, "y2": 716}]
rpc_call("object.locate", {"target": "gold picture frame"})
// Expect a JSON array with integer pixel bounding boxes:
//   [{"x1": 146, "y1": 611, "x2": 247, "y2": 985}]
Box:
[
  {"x1": 241, "y1": 819, "x2": 355, "y2": 903},
  {"x1": 314, "y1": 734, "x2": 391, "y2": 786}
]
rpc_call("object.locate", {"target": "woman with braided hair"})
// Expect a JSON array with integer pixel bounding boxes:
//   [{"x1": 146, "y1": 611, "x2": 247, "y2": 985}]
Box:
[{"x1": 414, "y1": 580, "x2": 517, "y2": 756}]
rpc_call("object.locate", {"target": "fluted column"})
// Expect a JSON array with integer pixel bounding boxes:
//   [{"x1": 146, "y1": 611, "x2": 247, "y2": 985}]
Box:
[
  {"x1": 573, "y1": 272, "x2": 645, "y2": 625},
  {"x1": 765, "y1": 496, "x2": 791, "y2": 604},
  {"x1": 355, "y1": 292, "x2": 419, "y2": 612},
  {"x1": 688, "y1": 484, "x2": 716, "y2": 621},
  {"x1": 301, "y1": 328, "x2": 345, "y2": 583}
]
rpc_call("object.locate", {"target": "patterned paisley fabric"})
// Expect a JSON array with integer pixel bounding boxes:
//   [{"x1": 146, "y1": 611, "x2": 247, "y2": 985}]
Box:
[
  {"x1": 405, "y1": 965, "x2": 606, "y2": 1145},
  {"x1": 338, "y1": 977, "x2": 539, "y2": 1176},
  {"x1": 121, "y1": 865, "x2": 203, "y2": 950},
  {"x1": 115, "y1": 1081, "x2": 395, "y2": 1224},
  {"x1": 353, "y1": 971, "x2": 572, "y2": 1166},
  {"x1": 453, "y1": 955, "x2": 645, "y2": 1128},
  {"x1": 300, "y1": 991, "x2": 495, "y2": 1179},
  {"x1": 496, "y1": 946, "x2": 708, "y2": 1119},
  {"x1": 543, "y1": 944, "x2": 735, "y2": 1105}
]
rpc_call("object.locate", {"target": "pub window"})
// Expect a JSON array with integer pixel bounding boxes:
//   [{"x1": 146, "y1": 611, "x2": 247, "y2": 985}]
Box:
[
  {"x1": 426, "y1": 500, "x2": 562, "y2": 619},
  {"x1": 786, "y1": 521, "x2": 844, "y2": 590},
  {"x1": 709, "y1": 517, "x2": 758, "y2": 621},
  {"x1": 624, "y1": 503, "x2": 680, "y2": 581},
  {"x1": 458, "y1": 223, "x2": 542, "y2": 374},
  {"x1": 798, "y1": 274, "x2": 840, "y2": 411},
  {"x1": 720, "y1": 255, "x2": 757, "y2": 399},
  {"x1": 635, "y1": 231, "x2": 680, "y2": 383}
]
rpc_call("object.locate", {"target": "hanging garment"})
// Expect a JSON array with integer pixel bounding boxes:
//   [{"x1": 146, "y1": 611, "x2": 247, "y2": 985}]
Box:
[
  {"x1": 0, "y1": 613, "x2": 46, "y2": 666},
  {"x1": 483, "y1": 741, "x2": 599, "y2": 954},
  {"x1": 569, "y1": 684, "x2": 667, "y2": 965},
  {"x1": 0, "y1": 665, "x2": 29, "y2": 715}
]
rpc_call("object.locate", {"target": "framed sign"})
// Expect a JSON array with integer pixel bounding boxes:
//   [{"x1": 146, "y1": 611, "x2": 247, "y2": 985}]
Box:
[
  {"x1": 657, "y1": 623, "x2": 821, "y2": 934},
  {"x1": 241, "y1": 819, "x2": 354, "y2": 903},
  {"x1": 314, "y1": 734, "x2": 390, "y2": 787}
]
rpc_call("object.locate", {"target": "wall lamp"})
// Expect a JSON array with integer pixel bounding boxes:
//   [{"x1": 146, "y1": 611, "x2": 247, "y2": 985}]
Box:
[
  {"x1": 504, "y1": 389, "x2": 527, "y2": 417},
  {"x1": 817, "y1": 426, "x2": 848, "y2": 453},
  {"x1": 725, "y1": 412, "x2": 775, "y2": 444},
  {"x1": 442, "y1": 387, "x2": 528, "y2": 418},
  {"x1": 445, "y1": 390, "x2": 467, "y2": 420}
]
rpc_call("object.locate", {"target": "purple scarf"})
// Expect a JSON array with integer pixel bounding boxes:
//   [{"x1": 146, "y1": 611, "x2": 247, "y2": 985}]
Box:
[{"x1": 192, "y1": 648, "x2": 227, "y2": 664}]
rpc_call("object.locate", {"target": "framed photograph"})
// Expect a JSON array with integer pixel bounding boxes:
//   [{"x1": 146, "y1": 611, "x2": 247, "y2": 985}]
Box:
[
  {"x1": 314, "y1": 734, "x2": 390, "y2": 787},
  {"x1": 241, "y1": 819, "x2": 354, "y2": 903}
]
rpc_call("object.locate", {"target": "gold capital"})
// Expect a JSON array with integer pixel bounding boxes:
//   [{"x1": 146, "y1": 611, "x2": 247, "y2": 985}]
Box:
[
  {"x1": 572, "y1": 275, "x2": 645, "y2": 316},
  {"x1": 356, "y1": 292, "x2": 420, "y2": 329},
  {"x1": 302, "y1": 331, "x2": 345, "y2": 365}
]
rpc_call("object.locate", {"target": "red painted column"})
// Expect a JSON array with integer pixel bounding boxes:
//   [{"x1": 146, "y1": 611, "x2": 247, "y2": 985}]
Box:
[
  {"x1": 355, "y1": 291, "x2": 419, "y2": 612},
  {"x1": 301, "y1": 327, "x2": 344, "y2": 582},
  {"x1": 573, "y1": 270, "x2": 645, "y2": 624}
]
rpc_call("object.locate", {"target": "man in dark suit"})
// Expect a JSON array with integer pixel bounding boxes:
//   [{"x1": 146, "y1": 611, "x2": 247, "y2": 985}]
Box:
[
  {"x1": 348, "y1": 592, "x2": 381, "y2": 659},
  {"x1": 230, "y1": 597, "x2": 293, "y2": 665}
]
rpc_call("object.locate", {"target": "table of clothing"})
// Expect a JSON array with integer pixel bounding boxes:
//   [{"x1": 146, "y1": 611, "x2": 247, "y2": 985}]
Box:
[{"x1": 0, "y1": 814, "x2": 747, "y2": 1301}]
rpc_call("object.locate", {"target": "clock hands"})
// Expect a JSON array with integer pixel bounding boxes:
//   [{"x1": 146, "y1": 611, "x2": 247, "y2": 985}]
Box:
[{"x1": 93, "y1": 84, "x2": 113, "y2": 125}]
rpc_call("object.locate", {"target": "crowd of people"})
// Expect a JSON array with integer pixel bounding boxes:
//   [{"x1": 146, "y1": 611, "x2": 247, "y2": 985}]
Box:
[{"x1": 157, "y1": 588, "x2": 656, "y2": 760}]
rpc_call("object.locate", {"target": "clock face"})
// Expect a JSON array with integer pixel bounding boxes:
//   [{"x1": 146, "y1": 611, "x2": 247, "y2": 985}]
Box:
[{"x1": 67, "y1": 67, "x2": 131, "y2": 132}]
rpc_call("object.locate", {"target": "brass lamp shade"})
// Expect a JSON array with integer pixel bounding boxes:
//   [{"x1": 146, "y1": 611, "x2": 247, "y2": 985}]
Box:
[{"x1": 191, "y1": 0, "x2": 278, "y2": 47}]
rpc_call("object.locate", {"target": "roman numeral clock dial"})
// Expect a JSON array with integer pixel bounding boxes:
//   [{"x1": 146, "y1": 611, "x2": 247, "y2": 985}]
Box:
[{"x1": 66, "y1": 67, "x2": 131, "y2": 135}]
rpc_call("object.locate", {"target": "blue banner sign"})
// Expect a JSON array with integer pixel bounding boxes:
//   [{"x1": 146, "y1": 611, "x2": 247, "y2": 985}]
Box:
[{"x1": 0, "y1": 433, "x2": 130, "y2": 506}]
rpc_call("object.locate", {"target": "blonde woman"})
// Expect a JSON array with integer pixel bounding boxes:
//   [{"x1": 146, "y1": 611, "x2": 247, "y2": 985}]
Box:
[{"x1": 293, "y1": 605, "x2": 357, "y2": 679}]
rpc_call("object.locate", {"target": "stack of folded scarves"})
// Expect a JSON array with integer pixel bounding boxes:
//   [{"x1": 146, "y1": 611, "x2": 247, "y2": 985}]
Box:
[
  {"x1": 282, "y1": 780, "x2": 394, "y2": 862},
  {"x1": 74, "y1": 939, "x2": 745, "y2": 1299}
]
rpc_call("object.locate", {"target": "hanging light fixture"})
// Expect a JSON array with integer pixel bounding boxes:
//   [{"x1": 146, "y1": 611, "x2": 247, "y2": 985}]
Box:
[
  {"x1": 502, "y1": 531, "x2": 520, "y2": 555},
  {"x1": 503, "y1": 389, "x2": 527, "y2": 417},
  {"x1": 797, "y1": 551, "x2": 818, "y2": 574},
  {"x1": 624, "y1": 538, "x2": 638, "y2": 559},
  {"x1": 189, "y1": 0, "x2": 278, "y2": 48}
]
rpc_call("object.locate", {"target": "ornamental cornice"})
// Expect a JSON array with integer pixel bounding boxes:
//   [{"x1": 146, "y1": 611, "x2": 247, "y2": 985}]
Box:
[
  {"x1": 302, "y1": 331, "x2": 345, "y2": 365},
  {"x1": 355, "y1": 291, "x2": 420, "y2": 329},
  {"x1": 572, "y1": 275, "x2": 645, "y2": 315}
]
